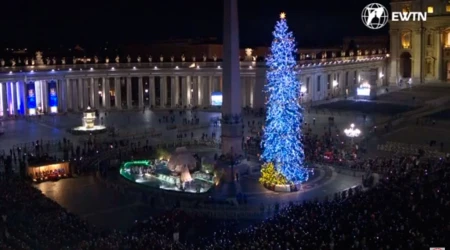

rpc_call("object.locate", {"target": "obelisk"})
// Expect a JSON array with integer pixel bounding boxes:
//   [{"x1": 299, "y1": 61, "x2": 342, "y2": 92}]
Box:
[{"x1": 221, "y1": 0, "x2": 242, "y2": 155}]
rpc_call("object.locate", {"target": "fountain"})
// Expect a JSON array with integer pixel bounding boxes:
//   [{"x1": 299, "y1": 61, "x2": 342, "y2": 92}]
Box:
[
  {"x1": 120, "y1": 147, "x2": 218, "y2": 193},
  {"x1": 70, "y1": 107, "x2": 107, "y2": 135}
]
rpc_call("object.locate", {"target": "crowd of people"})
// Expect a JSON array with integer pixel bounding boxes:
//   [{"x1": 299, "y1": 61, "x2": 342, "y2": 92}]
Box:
[{"x1": 1, "y1": 151, "x2": 448, "y2": 249}]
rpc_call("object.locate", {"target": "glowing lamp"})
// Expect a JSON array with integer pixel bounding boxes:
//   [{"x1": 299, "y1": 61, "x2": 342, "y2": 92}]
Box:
[
  {"x1": 344, "y1": 123, "x2": 361, "y2": 143},
  {"x1": 300, "y1": 85, "x2": 307, "y2": 93}
]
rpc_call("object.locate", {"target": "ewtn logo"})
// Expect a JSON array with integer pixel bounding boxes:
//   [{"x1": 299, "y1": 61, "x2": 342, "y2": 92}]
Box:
[{"x1": 361, "y1": 3, "x2": 427, "y2": 30}]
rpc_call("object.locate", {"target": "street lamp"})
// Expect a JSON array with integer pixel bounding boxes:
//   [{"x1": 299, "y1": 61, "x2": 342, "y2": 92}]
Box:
[{"x1": 344, "y1": 123, "x2": 361, "y2": 144}]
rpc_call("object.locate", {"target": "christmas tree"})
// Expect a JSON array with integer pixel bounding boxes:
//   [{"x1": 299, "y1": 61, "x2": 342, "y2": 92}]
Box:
[{"x1": 260, "y1": 12, "x2": 309, "y2": 184}]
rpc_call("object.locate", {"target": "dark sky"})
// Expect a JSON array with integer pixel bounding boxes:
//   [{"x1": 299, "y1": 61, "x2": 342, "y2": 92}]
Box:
[{"x1": 1, "y1": 0, "x2": 390, "y2": 48}]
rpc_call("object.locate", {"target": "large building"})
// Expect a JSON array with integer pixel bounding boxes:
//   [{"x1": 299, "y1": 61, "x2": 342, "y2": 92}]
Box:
[
  {"x1": 389, "y1": 0, "x2": 450, "y2": 83},
  {"x1": 0, "y1": 51, "x2": 386, "y2": 116}
]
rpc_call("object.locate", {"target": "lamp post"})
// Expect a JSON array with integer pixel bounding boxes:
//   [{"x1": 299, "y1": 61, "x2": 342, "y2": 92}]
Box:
[{"x1": 344, "y1": 123, "x2": 361, "y2": 144}]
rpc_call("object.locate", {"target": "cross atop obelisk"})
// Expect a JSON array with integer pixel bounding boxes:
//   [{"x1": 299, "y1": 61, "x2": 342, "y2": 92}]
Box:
[{"x1": 221, "y1": 0, "x2": 242, "y2": 155}]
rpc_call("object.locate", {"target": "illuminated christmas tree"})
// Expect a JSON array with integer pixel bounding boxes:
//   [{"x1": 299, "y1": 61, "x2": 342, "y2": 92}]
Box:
[{"x1": 260, "y1": 12, "x2": 309, "y2": 184}]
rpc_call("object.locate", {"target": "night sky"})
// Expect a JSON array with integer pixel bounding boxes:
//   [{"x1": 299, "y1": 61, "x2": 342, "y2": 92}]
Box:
[{"x1": 2, "y1": 0, "x2": 390, "y2": 49}]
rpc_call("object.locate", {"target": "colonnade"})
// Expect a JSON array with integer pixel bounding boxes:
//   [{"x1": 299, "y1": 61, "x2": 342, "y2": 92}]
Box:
[
  {"x1": 0, "y1": 57, "x2": 387, "y2": 116},
  {"x1": 0, "y1": 75, "x2": 258, "y2": 115}
]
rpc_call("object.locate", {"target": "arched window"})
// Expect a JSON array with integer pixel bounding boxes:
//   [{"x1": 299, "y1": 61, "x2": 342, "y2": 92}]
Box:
[
  {"x1": 445, "y1": 30, "x2": 450, "y2": 47},
  {"x1": 401, "y1": 31, "x2": 412, "y2": 49}
]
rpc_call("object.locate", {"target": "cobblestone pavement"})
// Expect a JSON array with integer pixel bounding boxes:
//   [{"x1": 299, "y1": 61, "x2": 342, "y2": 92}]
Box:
[{"x1": 0, "y1": 108, "x2": 378, "y2": 151}]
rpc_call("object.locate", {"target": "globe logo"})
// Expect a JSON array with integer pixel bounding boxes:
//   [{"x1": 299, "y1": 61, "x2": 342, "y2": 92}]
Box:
[{"x1": 361, "y1": 3, "x2": 389, "y2": 29}]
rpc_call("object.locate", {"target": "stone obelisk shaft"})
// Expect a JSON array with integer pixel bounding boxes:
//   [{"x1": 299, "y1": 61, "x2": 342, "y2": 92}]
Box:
[{"x1": 221, "y1": 0, "x2": 242, "y2": 155}]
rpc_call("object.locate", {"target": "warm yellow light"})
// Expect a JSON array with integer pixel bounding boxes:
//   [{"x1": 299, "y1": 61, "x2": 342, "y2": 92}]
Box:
[
  {"x1": 427, "y1": 6, "x2": 434, "y2": 13},
  {"x1": 280, "y1": 12, "x2": 286, "y2": 19}
]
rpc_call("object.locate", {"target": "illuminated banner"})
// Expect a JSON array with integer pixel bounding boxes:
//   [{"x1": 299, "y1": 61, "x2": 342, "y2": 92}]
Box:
[
  {"x1": 48, "y1": 81, "x2": 58, "y2": 107},
  {"x1": 211, "y1": 92, "x2": 222, "y2": 106},
  {"x1": 27, "y1": 82, "x2": 36, "y2": 109},
  {"x1": 357, "y1": 82, "x2": 372, "y2": 97},
  {"x1": 48, "y1": 81, "x2": 58, "y2": 113}
]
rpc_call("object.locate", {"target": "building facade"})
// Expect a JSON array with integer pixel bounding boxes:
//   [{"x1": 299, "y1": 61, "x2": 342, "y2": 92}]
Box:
[
  {"x1": 389, "y1": 0, "x2": 450, "y2": 84},
  {"x1": 0, "y1": 52, "x2": 387, "y2": 116}
]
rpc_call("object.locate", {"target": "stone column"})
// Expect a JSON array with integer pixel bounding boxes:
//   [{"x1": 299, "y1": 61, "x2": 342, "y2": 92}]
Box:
[
  {"x1": 91, "y1": 78, "x2": 99, "y2": 109},
  {"x1": 436, "y1": 29, "x2": 443, "y2": 81},
  {"x1": 411, "y1": 28, "x2": 423, "y2": 83},
  {"x1": 114, "y1": 77, "x2": 121, "y2": 109},
  {"x1": 42, "y1": 81, "x2": 48, "y2": 113},
  {"x1": 250, "y1": 77, "x2": 256, "y2": 107},
  {"x1": 191, "y1": 76, "x2": 200, "y2": 106},
  {"x1": 241, "y1": 77, "x2": 246, "y2": 107},
  {"x1": 253, "y1": 70, "x2": 265, "y2": 109},
  {"x1": 102, "y1": 77, "x2": 111, "y2": 109},
  {"x1": 181, "y1": 76, "x2": 188, "y2": 107},
  {"x1": 59, "y1": 79, "x2": 66, "y2": 112},
  {"x1": 82, "y1": 79, "x2": 88, "y2": 108},
  {"x1": 160, "y1": 76, "x2": 166, "y2": 107},
  {"x1": 19, "y1": 82, "x2": 27, "y2": 115},
  {"x1": 149, "y1": 76, "x2": 156, "y2": 107},
  {"x1": 187, "y1": 76, "x2": 192, "y2": 106},
  {"x1": 1, "y1": 83, "x2": 7, "y2": 116},
  {"x1": 245, "y1": 77, "x2": 251, "y2": 107},
  {"x1": 126, "y1": 77, "x2": 132, "y2": 108},
  {"x1": 205, "y1": 75, "x2": 213, "y2": 106},
  {"x1": 339, "y1": 71, "x2": 346, "y2": 95},
  {"x1": 388, "y1": 29, "x2": 400, "y2": 84},
  {"x1": 171, "y1": 76, "x2": 178, "y2": 107},
  {"x1": 65, "y1": 79, "x2": 72, "y2": 111},
  {"x1": 138, "y1": 77, "x2": 144, "y2": 108},
  {"x1": 71, "y1": 79, "x2": 78, "y2": 110},
  {"x1": 222, "y1": 0, "x2": 242, "y2": 155}
]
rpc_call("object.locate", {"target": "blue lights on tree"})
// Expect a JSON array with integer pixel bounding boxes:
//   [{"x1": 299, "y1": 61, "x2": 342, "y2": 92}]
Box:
[{"x1": 260, "y1": 12, "x2": 309, "y2": 184}]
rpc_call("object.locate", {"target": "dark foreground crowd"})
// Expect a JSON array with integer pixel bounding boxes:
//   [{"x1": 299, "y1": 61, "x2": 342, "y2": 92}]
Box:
[{"x1": 1, "y1": 153, "x2": 449, "y2": 249}]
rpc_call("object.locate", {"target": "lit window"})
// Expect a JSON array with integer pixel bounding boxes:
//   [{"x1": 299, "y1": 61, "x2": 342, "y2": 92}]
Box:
[
  {"x1": 401, "y1": 31, "x2": 412, "y2": 49},
  {"x1": 446, "y1": 32, "x2": 450, "y2": 47},
  {"x1": 427, "y1": 6, "x2": 434, "y2": 13},
  {"x1": 402, "y1": 5, "x2": 410, "y2": 13},
  {"x1": 446, "y1": 5, "x2": 450, "y2": 12}
]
